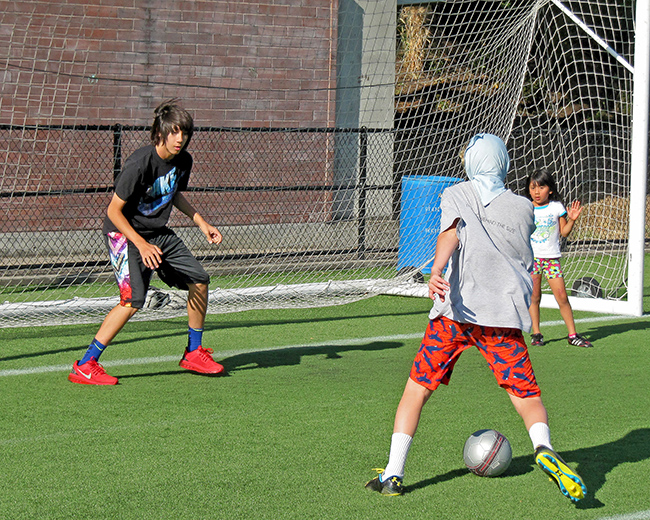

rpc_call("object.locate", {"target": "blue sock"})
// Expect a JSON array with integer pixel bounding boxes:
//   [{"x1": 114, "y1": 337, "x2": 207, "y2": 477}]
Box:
[
  {"x1": 80, "y1": 338, "x2": 107, "y2": 365},
  {"x1": 187, "y1": 327, "x2": 203, "y2": 352}
]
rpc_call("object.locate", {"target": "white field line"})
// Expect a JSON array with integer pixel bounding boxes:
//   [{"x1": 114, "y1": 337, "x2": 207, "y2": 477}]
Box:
[
  {"x1": 1, "y1": 314, "x2": 648, "y2": 378},
  {"x1": 0, "y1": 333, "x2": 422, "y2": 377},
  {"x1": 595, "y1": 510, "x2": 650, "y2": 520}
]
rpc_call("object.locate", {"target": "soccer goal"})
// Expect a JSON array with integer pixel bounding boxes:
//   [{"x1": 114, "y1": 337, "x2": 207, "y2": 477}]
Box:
[{"x1": 0, "y1": 0, "x2": 646, "y2": 328}]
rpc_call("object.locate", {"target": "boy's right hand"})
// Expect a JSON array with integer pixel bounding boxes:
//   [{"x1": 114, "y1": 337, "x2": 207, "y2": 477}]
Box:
[
  {"x1": 107, "y1": 194, "x2": 163, "y2": 269},
  {"x1": 428, "y1": 271, "x2": 450, "y2": 301},
  {"x1": 137, "y1": 241, "x2": 163, "y2": 269}
]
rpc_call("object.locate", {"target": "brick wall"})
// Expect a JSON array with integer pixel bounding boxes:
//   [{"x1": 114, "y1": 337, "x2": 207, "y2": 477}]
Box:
[
  {"x1": 0, "y1": 1, "x2": 340, "y2": 234},
  {"x1": 0, "y1": 0, "x2": 337, "y2": 127}
]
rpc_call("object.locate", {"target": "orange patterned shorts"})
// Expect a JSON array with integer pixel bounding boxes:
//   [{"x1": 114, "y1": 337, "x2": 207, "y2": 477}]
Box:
[{"x1": 410, "y1": 317, "x2": 541, "y2": 398}]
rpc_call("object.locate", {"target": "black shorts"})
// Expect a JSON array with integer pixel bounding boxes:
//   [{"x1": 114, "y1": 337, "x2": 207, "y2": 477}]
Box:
[{"x1": 106, "y1": 229, "x2": 210, "y2": 308}]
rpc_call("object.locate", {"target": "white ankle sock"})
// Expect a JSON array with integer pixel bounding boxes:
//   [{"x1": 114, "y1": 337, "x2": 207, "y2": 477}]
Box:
[
  {"x1": 528, "y1": 422, "x2": 553, "y2": 451},
  {"x1": 382, "y1": 432, "x2": 413, "y2": 480}
]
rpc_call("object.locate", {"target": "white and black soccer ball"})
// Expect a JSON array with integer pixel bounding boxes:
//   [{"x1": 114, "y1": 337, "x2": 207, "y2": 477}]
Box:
[{"x1": 463, "y1": 429, "x2": 512, "y2": 477}]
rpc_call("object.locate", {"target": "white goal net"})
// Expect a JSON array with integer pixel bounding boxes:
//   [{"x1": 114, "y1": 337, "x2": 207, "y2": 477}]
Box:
[{"x1": 0, "y1": 0, "x2": 646, "y2": 327}]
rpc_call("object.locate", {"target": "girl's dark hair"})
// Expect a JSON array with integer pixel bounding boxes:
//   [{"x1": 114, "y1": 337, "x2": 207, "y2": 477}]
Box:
[
  {"x1": 150, "y1": 99, "x2": 194, "y2": 150},
  {"x1": 526, "y1": 168, "x2": 562, "y2": 202}
]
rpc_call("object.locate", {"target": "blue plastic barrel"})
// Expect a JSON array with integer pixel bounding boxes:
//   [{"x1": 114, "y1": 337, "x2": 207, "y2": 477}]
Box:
[{"x1": 397, "y1": 175, "x2": 462, "y2": 274}]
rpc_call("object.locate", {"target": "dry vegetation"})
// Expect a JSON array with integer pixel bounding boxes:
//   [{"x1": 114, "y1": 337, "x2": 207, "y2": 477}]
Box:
[
  {"x1": 572, "y1": 195, "x2": 650, "y2": 241},
  {"x1": 395, "y1": 6, "x2": 511, "y2": 113},
  {"x1": 396, "y1": 6, "x2": 430, "y2": 84}
]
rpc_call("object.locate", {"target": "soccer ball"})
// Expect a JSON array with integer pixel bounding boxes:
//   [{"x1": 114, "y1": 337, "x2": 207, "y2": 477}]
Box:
[{"x1": 463, "y1": 429, "x2": 512, "y2": 477}]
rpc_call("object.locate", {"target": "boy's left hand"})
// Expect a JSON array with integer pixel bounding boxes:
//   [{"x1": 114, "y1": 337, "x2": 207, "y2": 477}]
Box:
[{"x1": 204, "y1": 224, "x2": 222, "y2": 244}]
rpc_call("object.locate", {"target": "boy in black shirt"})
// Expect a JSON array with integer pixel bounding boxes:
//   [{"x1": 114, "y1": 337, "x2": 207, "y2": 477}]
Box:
[{"x1": 69, "y1": 100, "x2": 224, "y2": 385}]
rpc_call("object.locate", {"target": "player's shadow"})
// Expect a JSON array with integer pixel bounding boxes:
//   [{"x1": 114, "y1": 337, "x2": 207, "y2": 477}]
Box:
[
  {"x1": 579, "y1": 319, "x2": 650, "y2": 343},
  {"x1": 117, "y1": 340, "x2": 404, "y2": 379},
  {"x1": 539, "y1": 319, "x2": 650, "y2": 346},
  {"x1": 406, "y1": 428, "x2": 650, "y2": 509},
  {"x1": 565, "y1": 428, "x2": 650, "y2": 509},
  {"x1": 0, "y1": 344, "x2": 85, "y2": 362},
  {"x1": 220, "y1": 340, "x2": 404, "y2": 372},
  {"x1": 0, "y1": 308, "x2": 424, "y2": 363}
]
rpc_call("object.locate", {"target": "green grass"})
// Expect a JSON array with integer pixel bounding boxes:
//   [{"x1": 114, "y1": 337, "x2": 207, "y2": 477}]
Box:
[
  {"x1": 1, "y1": 290, "x2": 650, "y2": 519},
  {"x1": 562, "y1": 252, "x2": 629, "y2": 299},
  {"x1": 0, "y1": 266, "x2": 393, "y2": 303}
]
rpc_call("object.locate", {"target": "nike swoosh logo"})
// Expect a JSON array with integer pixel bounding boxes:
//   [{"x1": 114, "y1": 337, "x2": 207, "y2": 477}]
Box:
[{"x1": 77, "y1": 367, "x2": 92, "y2": 379}]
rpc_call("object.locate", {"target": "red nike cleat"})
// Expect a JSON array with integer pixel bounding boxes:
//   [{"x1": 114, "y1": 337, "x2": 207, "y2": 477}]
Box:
[
  {"x1": 68, "y1": 359, "x2": 118, "y2": 385},
  {"x1": 179, "y1": 346, "x2": 225, "y2": 375}
]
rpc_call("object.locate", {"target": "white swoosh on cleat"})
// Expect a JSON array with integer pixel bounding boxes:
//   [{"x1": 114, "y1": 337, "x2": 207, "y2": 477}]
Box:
[{"x1": 76, "y1": 368, "x2": 92, "y2": 379}]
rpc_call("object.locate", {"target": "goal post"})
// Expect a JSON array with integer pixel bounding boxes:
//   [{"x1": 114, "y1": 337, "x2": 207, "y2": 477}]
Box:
[
  {"x1": 619, "y1": 0, "x2": 648, "y2": 317},
  {"x1": 540, "y1": 0, "x2": 648, "y2": 317}
]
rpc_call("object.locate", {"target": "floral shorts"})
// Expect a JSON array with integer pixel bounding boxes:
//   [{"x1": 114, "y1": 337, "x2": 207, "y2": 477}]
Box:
[{"x1": 532, "y1": 257, "x2": 563, "y2": 279}]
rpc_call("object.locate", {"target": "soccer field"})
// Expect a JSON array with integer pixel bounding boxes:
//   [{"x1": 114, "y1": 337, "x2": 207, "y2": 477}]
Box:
[{"x1": 1, "y1": 292, "x2": 650, "y2": 520}]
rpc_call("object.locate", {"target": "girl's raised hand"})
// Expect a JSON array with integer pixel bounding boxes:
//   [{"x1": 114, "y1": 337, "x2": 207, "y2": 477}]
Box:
[{"x1": 566, "y1": 200, "x2": 583, "y2": 221}]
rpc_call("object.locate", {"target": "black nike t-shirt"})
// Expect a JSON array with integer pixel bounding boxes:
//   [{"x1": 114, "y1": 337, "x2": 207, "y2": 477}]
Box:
[{"x1": 103, "y1": 145, "x2": 192, "y2": 237}]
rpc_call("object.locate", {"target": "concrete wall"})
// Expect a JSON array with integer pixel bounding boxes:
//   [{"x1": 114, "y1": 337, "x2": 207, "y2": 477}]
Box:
[{"x1": 334, "y1": 0, "x2": 395, "y2": 220}]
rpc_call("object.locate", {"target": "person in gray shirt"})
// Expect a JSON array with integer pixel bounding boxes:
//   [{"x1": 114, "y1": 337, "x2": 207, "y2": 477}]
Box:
[{"x1": 366, "y1": 134, "x2": 586, "y2": 503}]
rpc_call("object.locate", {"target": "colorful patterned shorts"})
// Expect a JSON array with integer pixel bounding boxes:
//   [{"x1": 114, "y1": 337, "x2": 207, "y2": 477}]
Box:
[
  {"x1": 532, "y1": 257, "x2": 563, "y2": 279},
  {"x1": 106, "y1": 230, "x2": 209, "y2": 308},
  {"x1": 410, "y1": 316, "x2": 541, "y2": 398}
]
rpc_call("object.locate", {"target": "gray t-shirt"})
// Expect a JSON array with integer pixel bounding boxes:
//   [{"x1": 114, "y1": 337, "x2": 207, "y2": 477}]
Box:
[{"x1": 429, "y1": 181, "x2": 535, "y2": 332}]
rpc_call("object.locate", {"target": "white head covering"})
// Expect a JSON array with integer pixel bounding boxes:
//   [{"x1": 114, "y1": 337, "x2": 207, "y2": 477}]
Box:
[{"x1": 464, "y1": 133, "x2": 510, "y2": 206}]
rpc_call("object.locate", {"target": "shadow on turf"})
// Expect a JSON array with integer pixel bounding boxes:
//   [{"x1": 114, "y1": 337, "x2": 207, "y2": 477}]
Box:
[
  {"x1": 404, "y1": 453, "x2": 536, "y2": 495},
  {"x1": 115, "y1": 340, "x2": 403, "y2": 378},
  {"x1": 219, "y1": 340, "x2": 404, "y2": 371},
  {"x1": 569, "y1": 428, "x2": 650, "y2": 510},
  {"x1": 531, "y1": 319, "x2": 650, "y2": 347},
  {"x1": 405, "y1": 428, "x2": 650, "y2": 509},
  {"x1": 0, "y1": 307, "x2": 424, "y2": 363},
  {"x1": 580, "y1": 320, "x2": 650, "y2": 342},
  {"x1": 0, "y1": 344, "x2": 84, "y2": 362}
]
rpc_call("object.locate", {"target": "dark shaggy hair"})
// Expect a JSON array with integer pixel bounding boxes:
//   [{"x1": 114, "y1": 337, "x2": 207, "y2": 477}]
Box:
[
  {"x1": 150, "y1": 99, "x2": 194, "y2": 150},
  {"x1": 525, "y1": 169, "x2": 562, "y2": 203}
]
